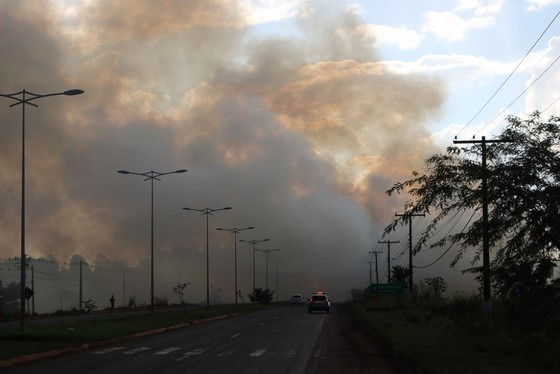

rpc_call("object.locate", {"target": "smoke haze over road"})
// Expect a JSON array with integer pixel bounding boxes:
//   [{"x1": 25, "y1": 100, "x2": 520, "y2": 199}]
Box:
[{"x1": 0, "y1": 1, "x2": 461, "y2": 312}]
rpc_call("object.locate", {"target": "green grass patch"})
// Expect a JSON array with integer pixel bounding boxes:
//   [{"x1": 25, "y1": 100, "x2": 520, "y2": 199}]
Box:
[
  {"x1": 352, "y1": 294, "x2": 560, "y2": 373},
  {"x1": 0, "y1": 304, "x2": 270, "y2": 361}
]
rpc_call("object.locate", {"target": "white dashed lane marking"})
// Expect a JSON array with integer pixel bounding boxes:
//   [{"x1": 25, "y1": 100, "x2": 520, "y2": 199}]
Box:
[
  {"x1": 175, "y1": 348, "x2": 209, "y2": 362},
  {"x1": 123, "y1": 347, "x2": 151, "y2": 355},
  {"x1": 93, "y1": 347, "x2": 125, "y2": 354},
  {"x1": 154, "y1": 347, "x2": 182, "y2": 355},
  {"x1": 249, "y1": 349, "x2": 266, "y2": 357}
]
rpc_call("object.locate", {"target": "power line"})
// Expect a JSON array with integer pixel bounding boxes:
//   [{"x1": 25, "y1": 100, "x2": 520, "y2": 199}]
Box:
[
  {"x1": 542, "y1": 95, "x2": 560, "y2": 114},
  {"x1": 456, "y1": 8, "x2": 560, "y2": 137},
  {"x1": 414, "y1": 208, "x2": 478, "y2": 269},
  {"x1": 474, "y1": 52, "x2": 560, "y2": 136}
]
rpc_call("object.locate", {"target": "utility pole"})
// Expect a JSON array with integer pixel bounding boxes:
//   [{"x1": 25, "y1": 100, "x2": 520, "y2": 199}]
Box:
[
  {"x1": 454, "y1": 136, "x2": 507, "y2": 313},
  {"x1": 31, "y1": 266, "x2": 34, "y2": 315},
  {"x1": 378, "y1": 240, "x2": 399, "y2": 283},
  {"x1": 123, "y1": 270, "x2": 126, "y2": 308},
  {"x1": 365, "y1": 259, "x2": 374, "y2": 286},
  {"x1": 369, "y1": 250, "x2": 383, "y2": 284},
  {"x1": 395, "y1": 212, "x2": 425, "y2": 293},
  {"x1": 79, "y1": 260, "x2": 83, "y2": 310}
]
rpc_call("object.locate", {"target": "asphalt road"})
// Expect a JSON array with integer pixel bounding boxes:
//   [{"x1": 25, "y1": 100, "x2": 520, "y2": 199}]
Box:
[{"x1": 3, "y1": 304, "x2": 325, "y2": 374}]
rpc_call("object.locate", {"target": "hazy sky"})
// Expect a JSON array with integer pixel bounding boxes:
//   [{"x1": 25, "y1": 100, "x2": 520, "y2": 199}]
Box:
[{"x1": 1, "y1": 0, "x2": 559, "y2": 307}]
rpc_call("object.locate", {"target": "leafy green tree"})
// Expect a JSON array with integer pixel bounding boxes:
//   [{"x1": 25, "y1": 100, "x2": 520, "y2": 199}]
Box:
[{"x1": 386, "y1": 112, "x2": 560, "y2": 298}]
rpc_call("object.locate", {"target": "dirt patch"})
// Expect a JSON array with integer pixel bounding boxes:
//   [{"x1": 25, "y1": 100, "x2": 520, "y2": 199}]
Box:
[{"x1": 306, "y1": 303, "x2": 419, "y2": 374}]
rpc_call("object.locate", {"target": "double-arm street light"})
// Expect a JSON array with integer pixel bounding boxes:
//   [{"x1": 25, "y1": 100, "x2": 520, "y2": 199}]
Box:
[
  {"x1": 118, "y1": 169, "x2": 187, "y2": 314},
  {"x1": 255, "y1": 248, "x2": 280, "y2": 291},
  {"x1": 0, "y1": 88, "x2": 84, "y2": 332},
  {"x1": 239, "y1": 238, "x2": 269, "y2": 293},
  {"x1": 216, "y1": 226, "x2": 254, "y2": 304},
  {"x1": 183, "y1": 206, "x2": 232, "y2": 308}
]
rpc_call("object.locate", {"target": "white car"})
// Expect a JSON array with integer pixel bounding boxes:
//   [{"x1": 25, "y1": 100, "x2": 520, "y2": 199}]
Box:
[{"x1": 290, "y1": 293, "x2": 305, "y2": 305}]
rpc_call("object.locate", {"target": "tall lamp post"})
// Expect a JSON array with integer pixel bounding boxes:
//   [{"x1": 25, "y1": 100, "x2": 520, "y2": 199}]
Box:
[
  {"x1": 183, "y1": 206, "x2": 232, "y2": 308},
  {"x1": 0, "y1": 88, "x2": 84, "y2": 332},
  {"x1": 239, "y1": 238, "x2": 269, "y2": 293},
  {"x1": 216, "y1": 226, "x2": 254, "y2": 304},
  {"x1": 118, "y1": 169, "x2": 187, "y2": 314},
  {"x1": 255, "y1": 248, "x2": 280, "y2": 290}
]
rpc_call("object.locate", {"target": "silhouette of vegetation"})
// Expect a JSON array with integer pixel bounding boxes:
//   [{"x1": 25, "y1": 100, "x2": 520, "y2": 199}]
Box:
[
  {"x1": 210, "y1": 285, "x2": 223, "y2": 304},
  {"x1": 391, "y1": 265, "x2": 410, "y2": 284},
  {"x1": 386, "y1": 112, "x2": 560, "y2": 301},
  {"x1": 128, "y1": 296, "x2": 137, "y2": 309},
  {"x1": 154, "y1": 296, "x2": 169, "y2": 306},
  {"x1": 423, "y1": 276, "x2": 448, "y2": 298},
  {"x1": 249, "y1": 288, "x2": 274, "y2": 303},
  {"x1": 82, "y1": 299, "x2": 97, "y2": 313}
]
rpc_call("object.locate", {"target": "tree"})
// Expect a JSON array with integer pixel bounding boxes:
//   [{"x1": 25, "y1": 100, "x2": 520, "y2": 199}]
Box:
[
  {"x1": 391, "y1": 265, "x2": 410, "y2": 284},
  {"x1": 386, "y1": 112, "x2": 560, "y2": 298},
  {"x1": 210, "y1": 285, "x2": 223, "y2": 304},
  {"x1": 172, "y1": 282, "x2": 189, "y2": 306},
  {"x1": 424, "y1": 276, "x2": 447, "y2": 297},
  {"x1": 249, "y1": 288, "x2": 274, "y2": 303}
]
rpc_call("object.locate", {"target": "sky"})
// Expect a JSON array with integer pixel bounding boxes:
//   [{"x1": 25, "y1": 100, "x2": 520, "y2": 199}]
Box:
[{"x1": 0, "y1": 0, "x2": 559, "y2": 312}]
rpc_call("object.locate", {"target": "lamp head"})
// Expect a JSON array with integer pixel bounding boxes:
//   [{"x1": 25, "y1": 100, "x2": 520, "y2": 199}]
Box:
[
  {"x1": 117, "y1": 170, "x2": 130, "y2": 174},
  {"x1": 64, "y1": 89, "x2": 85, "y2": 96},
  {"x1": 175, "y1": 169, "x2": 187, "y2": 173}
]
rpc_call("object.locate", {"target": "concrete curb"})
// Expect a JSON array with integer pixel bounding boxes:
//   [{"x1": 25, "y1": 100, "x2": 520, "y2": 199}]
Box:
[{"x1": 0, "y1": 312, "x2": 238, "y2": 369}]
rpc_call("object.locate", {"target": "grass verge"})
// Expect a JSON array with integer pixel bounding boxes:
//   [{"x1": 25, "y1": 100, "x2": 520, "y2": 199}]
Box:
[
  {"x1": 0, "y1": 304, "x2": 270, "y2": 362},
  {"x1": 351, "y1": 295, "x2": 559, "y2": 374}
]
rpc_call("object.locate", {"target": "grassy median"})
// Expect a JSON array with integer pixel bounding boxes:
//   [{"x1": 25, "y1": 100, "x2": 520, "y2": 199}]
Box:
[
  {"x1": 351, "y1": 294, "x2": 560, "y2": 373},
  {"x1": 0, "y1": 304, "x2": 270, "y2": 361}
]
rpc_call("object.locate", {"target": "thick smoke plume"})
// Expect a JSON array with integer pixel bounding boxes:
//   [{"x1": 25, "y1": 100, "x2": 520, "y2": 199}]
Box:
[{"x1": 0, "y1": 0, "x2": 446, "y2": 312}]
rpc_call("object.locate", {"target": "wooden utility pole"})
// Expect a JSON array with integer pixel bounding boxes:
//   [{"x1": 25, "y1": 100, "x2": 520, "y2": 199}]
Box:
[
  {"x1": 454, "y1": 136, "x2": 507, "y2": 312},
  {"x1": 365, "y1": 259, "x2": 373, "y2": 286},
  {"x1": 378, "y1": 241, "x2": 399, "y2": 282},
  {"x1": 395, "y1": 212, "x2": 425, "y2": 293},
  {"x1": 31, "y1": 265, "x2": 34, "y2": 315},
  {"x1": 79, "y1": 260, "x2": 83, "y2": 310},
  {"x1": 369, "y1": 250, "x2": 383, "y2": 284}
]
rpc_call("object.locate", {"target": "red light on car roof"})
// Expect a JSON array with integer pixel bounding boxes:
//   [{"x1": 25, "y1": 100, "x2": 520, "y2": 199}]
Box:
[{"x1": 317, "y1": 291, "x2": 323, "y2": 294}]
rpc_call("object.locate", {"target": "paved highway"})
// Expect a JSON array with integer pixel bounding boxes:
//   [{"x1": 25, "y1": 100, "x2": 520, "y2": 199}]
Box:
[{"x1": 3, "y1": 304, "x2": 325, "y2": 374}]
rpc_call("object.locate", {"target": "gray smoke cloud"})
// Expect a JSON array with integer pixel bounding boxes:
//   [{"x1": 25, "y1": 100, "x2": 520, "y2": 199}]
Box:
[{"x1": 0, "y1": 0, "x2": 454, "y2": 312}]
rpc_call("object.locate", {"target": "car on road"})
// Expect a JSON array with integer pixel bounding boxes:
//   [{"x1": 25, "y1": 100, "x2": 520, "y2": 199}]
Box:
[
  {"x1": 290, "y1": 293, "x2": 305, "y2": 304},
  {"x1": 308, "y1": 291, "x2": 330, "y2": 313}
]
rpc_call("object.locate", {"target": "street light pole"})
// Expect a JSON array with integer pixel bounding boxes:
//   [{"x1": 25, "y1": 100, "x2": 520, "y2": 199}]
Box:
[
  {"x1": 118, "y1": 169, "x2": 187, "y2": 314},
  {"x1": 0, "y1": 88, "x2": 84, "y2": 332},
  {"x1": 216, "y1": 226, "x2": 254, "y2": 304},
  {"x1": 183, "y1": 207, "x2": 232, "y2": 309},
  {"x1": 239, "y1": 238, "x2": 269, "y2": 294},
  {"x1": 255, "y1": 248, "x2": 280, "y2": 290}
]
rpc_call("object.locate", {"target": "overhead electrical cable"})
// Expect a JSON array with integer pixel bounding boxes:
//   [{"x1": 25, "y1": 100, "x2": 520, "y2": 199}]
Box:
[
  {"x1": 474, "y1": 52, "x2": 560, "y2": 136},
  {"x1": 456, "y1": 9, "x2": 560, "y2": 137},
  {"x1": 413, "y1": 208, "x2": 478, "y2": 269},
  {"x1": 542, "y1": 95, "x2": 560, "y2": 114}
]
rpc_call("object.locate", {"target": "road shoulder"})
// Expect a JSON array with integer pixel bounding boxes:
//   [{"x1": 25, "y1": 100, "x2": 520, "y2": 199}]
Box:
[{"x1": 305, "y1": 303, "x2": 414, "y2": 374}]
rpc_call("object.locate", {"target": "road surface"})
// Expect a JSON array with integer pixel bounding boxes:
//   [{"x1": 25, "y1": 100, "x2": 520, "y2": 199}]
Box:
[
  {"x1": 3, "y1": 304, "x2": 323, "y2": 374},
  {"x1": 3, "y1": 304, "x2": 403, "y2": 374}
]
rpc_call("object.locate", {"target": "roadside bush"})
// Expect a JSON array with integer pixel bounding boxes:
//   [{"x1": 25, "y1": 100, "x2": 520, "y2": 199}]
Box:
[
  {"x1": 249, "y1": 288, "x2": 274, "y2": 303},
  {"x1": 128, "y1": 296, "x2": 137, "y2": 308},
  {"x1": 154, "y1": 296, "x2": 169, "y2": 306}
]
